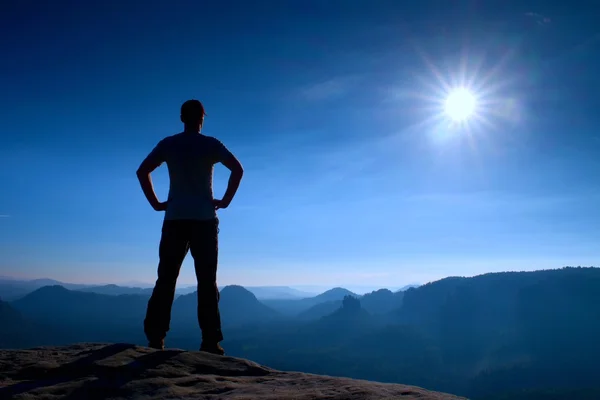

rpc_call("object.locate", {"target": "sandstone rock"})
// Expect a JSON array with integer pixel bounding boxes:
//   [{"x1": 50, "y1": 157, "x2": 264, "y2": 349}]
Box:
[{"x1": 0, "y1": 343, "x2": 466, "y2": 399}]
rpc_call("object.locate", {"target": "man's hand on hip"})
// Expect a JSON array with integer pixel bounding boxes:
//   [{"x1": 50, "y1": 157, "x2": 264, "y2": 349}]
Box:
[
  {"x1": 153, "y1": 201, "x2": 169, "y2": 212},
  {"x1": 213, "y1": 199, "x2": 230, "y2": 210}
]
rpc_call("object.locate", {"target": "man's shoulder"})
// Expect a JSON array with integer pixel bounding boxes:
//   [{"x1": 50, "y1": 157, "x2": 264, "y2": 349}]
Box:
[
  {"x1": 200, "y1": 134, "x2": 231, "y2": 151},
  {"x1": 200, "y1": 134, "x2": 224, "y2": 144},
  {"x1": 156, "y1": 132, "x2": 191, "y2": 149},
  {"x1": 156, "y1": 132, "x2": 181, "y2": 145},
  {"x1": 201, "y1": 135, "x2": 233, "y2": 160}
]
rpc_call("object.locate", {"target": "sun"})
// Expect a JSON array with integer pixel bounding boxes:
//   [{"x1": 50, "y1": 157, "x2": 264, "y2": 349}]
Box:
[{"x1": 444, "y1": 88, "x2": 477, "y2": 122}]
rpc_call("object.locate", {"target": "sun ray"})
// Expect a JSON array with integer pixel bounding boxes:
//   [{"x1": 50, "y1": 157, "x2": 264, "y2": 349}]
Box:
[{"x1": 386, "y1": 38, "x2": 524, "y2": 154}]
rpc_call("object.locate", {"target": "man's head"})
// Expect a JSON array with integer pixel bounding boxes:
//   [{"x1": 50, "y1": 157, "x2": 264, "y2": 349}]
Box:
[{"x1": 180, "y1": 99, "x2": 206, "y2": 129}]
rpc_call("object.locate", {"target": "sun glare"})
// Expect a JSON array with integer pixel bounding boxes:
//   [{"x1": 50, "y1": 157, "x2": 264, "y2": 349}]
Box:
[
  {"x1": 445, "y1": 88, "x2": 476, "y2": 122},
  {"x1": 395, "y1": 45, "x2": 522, "y2": 146}
]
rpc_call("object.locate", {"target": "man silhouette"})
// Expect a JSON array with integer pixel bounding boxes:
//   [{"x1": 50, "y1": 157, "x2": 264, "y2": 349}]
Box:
[{"x1": 136, "y1": 99, "x2": 243, "y2": 354}]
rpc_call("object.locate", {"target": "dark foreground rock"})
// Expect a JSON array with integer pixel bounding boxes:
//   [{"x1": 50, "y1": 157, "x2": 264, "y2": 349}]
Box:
[{"x1": 0, "y1": 343, "x2": 466, "y2": 399}]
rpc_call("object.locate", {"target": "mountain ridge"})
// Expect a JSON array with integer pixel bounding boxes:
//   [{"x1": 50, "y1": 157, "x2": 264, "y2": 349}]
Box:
[{"x1": 1, "y1": 277, "x2": 415, "y2": 301}]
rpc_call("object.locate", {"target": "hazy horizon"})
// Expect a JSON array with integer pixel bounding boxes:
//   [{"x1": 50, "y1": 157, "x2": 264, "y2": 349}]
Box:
[
  {"x1": 2, "y1": 260, "x2": 596, "y2": 290},
  {"x1": 0, "y1": 272, "x2": 419, "y2": 294},
  {"x1": 2, "y1": 265, "x2": 591, "y2": 295}
]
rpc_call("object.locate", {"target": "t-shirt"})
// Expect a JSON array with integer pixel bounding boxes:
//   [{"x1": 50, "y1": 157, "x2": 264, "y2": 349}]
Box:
[{"x1": 145, "y1": 132, "x2": 234, "y2": 221}]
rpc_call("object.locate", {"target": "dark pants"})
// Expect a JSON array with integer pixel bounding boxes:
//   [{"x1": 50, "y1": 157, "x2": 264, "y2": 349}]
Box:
[{"x1": 144, "y1": 218, "x2": 223, "y2": 344}]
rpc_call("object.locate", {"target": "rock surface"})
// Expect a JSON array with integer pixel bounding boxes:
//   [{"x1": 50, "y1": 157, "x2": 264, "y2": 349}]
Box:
[{"x1": 0, "y1": 343, "x2": 466, "y2": 399}]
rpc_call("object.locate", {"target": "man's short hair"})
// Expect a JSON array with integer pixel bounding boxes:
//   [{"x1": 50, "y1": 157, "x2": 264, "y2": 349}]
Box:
[{"x1": 181, "y1": 99, "x2": 206, "y2": 124}]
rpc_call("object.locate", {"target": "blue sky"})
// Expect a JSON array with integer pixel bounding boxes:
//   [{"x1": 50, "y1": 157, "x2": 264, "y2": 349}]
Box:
[{"x1": 1, "y1": 1, "x2": 600, "y2": 289}]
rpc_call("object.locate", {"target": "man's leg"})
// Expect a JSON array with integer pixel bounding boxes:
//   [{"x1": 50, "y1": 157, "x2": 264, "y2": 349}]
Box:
[
  {"x1": 144, "y1": 220, "x2": 190, "y2": 347},
  {"x1": 189, "y1": 218, "x2": 224, "y2": 353}
]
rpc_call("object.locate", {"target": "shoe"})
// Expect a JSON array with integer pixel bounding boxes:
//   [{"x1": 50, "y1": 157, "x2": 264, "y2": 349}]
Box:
[
  {"x1": 148, "y1": 338, "x2": 165, "y2": 350},
  {"x1": 200, "y1": 342, "x2": 225, "y2": 355}
]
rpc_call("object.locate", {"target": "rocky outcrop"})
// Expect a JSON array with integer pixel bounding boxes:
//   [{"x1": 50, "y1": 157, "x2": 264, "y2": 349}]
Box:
[{"x1": 0, "y1": 343, "x2": 465, "y2": 399}]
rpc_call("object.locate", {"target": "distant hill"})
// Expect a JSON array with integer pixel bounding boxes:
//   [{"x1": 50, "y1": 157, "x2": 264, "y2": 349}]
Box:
[
  {"x1": 3, "y1": 278, "x2": 395, "y2": 304},
  {"x1": 233, "y1": 296, "x2": 383, "y2": 362},
  {"x1": 6, "y1": 284, "x2": 283, "y2": 348},
  {"x1": 397, "y1": 284, "x2": 420, "y2": 292},
  {"x1": 313, "y1": 287, "x2": 357, "y2": 302},
  {"x1": 301, "y1": 296, "x2": 379, "y2": 346},
  {"x1": 12, "y1": 285, "x2": 149, "y2": 344},
  {"x1": 171, "y1": 285, "x2": 280, "y2": 331},
  {"x1": 0, "y1": 278, "x2": 88, "y2": 301},
  {"x1": 360, "y1": 289, "x2": 404, "y2": 314},
  {"x1": 263, "y1": 287, "x2": 358, "y2": 316},
  {"x1": 264, "y1": 287, "x2": 402, "y2": 317},
  {"x1": 220, "y1": 285, "x2": 281, "y2": 324},
  {"x1": 1, "y1": 278, "x2": 325, "y2": 301},
  {"x1": 0, "y1": 279, "x2": 201, "y2": 300}
]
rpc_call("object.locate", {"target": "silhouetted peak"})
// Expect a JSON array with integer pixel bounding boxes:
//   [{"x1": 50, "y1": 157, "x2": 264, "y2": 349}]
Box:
[
  {"x1": 364, "y1": 288, "x2": 393, "y2": 297},
  {"x1": 342, "y1": 295, "x2": 361, "y2": 312},
  {"x1": 323, "y1": 297, "x2": 370, "y2": 322},
  {"x1": 27, "y1": 285, "x2": 70, "y2": 297},
  {"x1": 326, "y1": 287, "x2": 350, "y2": 293},
  {"x1": 395, "y1": 284, "x2": 421, "y2": 293},
  {"x1": 220, "y1": 285, "x2": 259, "y2": 302},
  {"x1": 315, "y1": 287, "x2": 356, "y2": 301}
]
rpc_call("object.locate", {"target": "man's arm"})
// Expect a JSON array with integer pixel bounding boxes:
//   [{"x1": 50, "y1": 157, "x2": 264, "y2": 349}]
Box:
[
  {"x1": 136, "y1": 141, "x2": 168, "y2": 212},
  {"x1": 213, "y1": 141, "x2": 244, "y2": 210}
]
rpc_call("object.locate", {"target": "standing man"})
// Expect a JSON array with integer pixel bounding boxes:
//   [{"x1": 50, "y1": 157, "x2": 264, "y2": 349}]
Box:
[{"x1": 136, "y1": 99, "x2": 243, "y2": 355}]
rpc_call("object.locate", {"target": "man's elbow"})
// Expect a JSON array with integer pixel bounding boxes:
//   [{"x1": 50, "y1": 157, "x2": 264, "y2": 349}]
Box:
[
  {"x1": 136, "y1": 167, "x2": 149, "y2": 179},
  {"x1": 221, "y1": 155, "x2": 244, "y2": 177},
  {"x1": 233, "y1": 163, "x2": 244, "y2": 178},
  {"x1": 226, "y1": 158, "x2": 244, "y2": 176}
]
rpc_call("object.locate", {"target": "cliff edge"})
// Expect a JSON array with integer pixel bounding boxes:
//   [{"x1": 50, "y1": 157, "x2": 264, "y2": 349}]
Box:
[{"x1": 0, "y1": 343, "x2": 465, "y2": 399}]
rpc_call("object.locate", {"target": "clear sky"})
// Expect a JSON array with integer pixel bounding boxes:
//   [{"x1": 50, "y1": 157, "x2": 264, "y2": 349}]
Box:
[{"x1": 1, "y1": 0, "x2": 599, "y2": 289}]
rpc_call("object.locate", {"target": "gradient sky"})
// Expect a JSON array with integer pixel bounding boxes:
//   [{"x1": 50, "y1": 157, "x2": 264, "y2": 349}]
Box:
[{"x1": 1, "y1": 0, "x2": 600, "y2": 289}]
